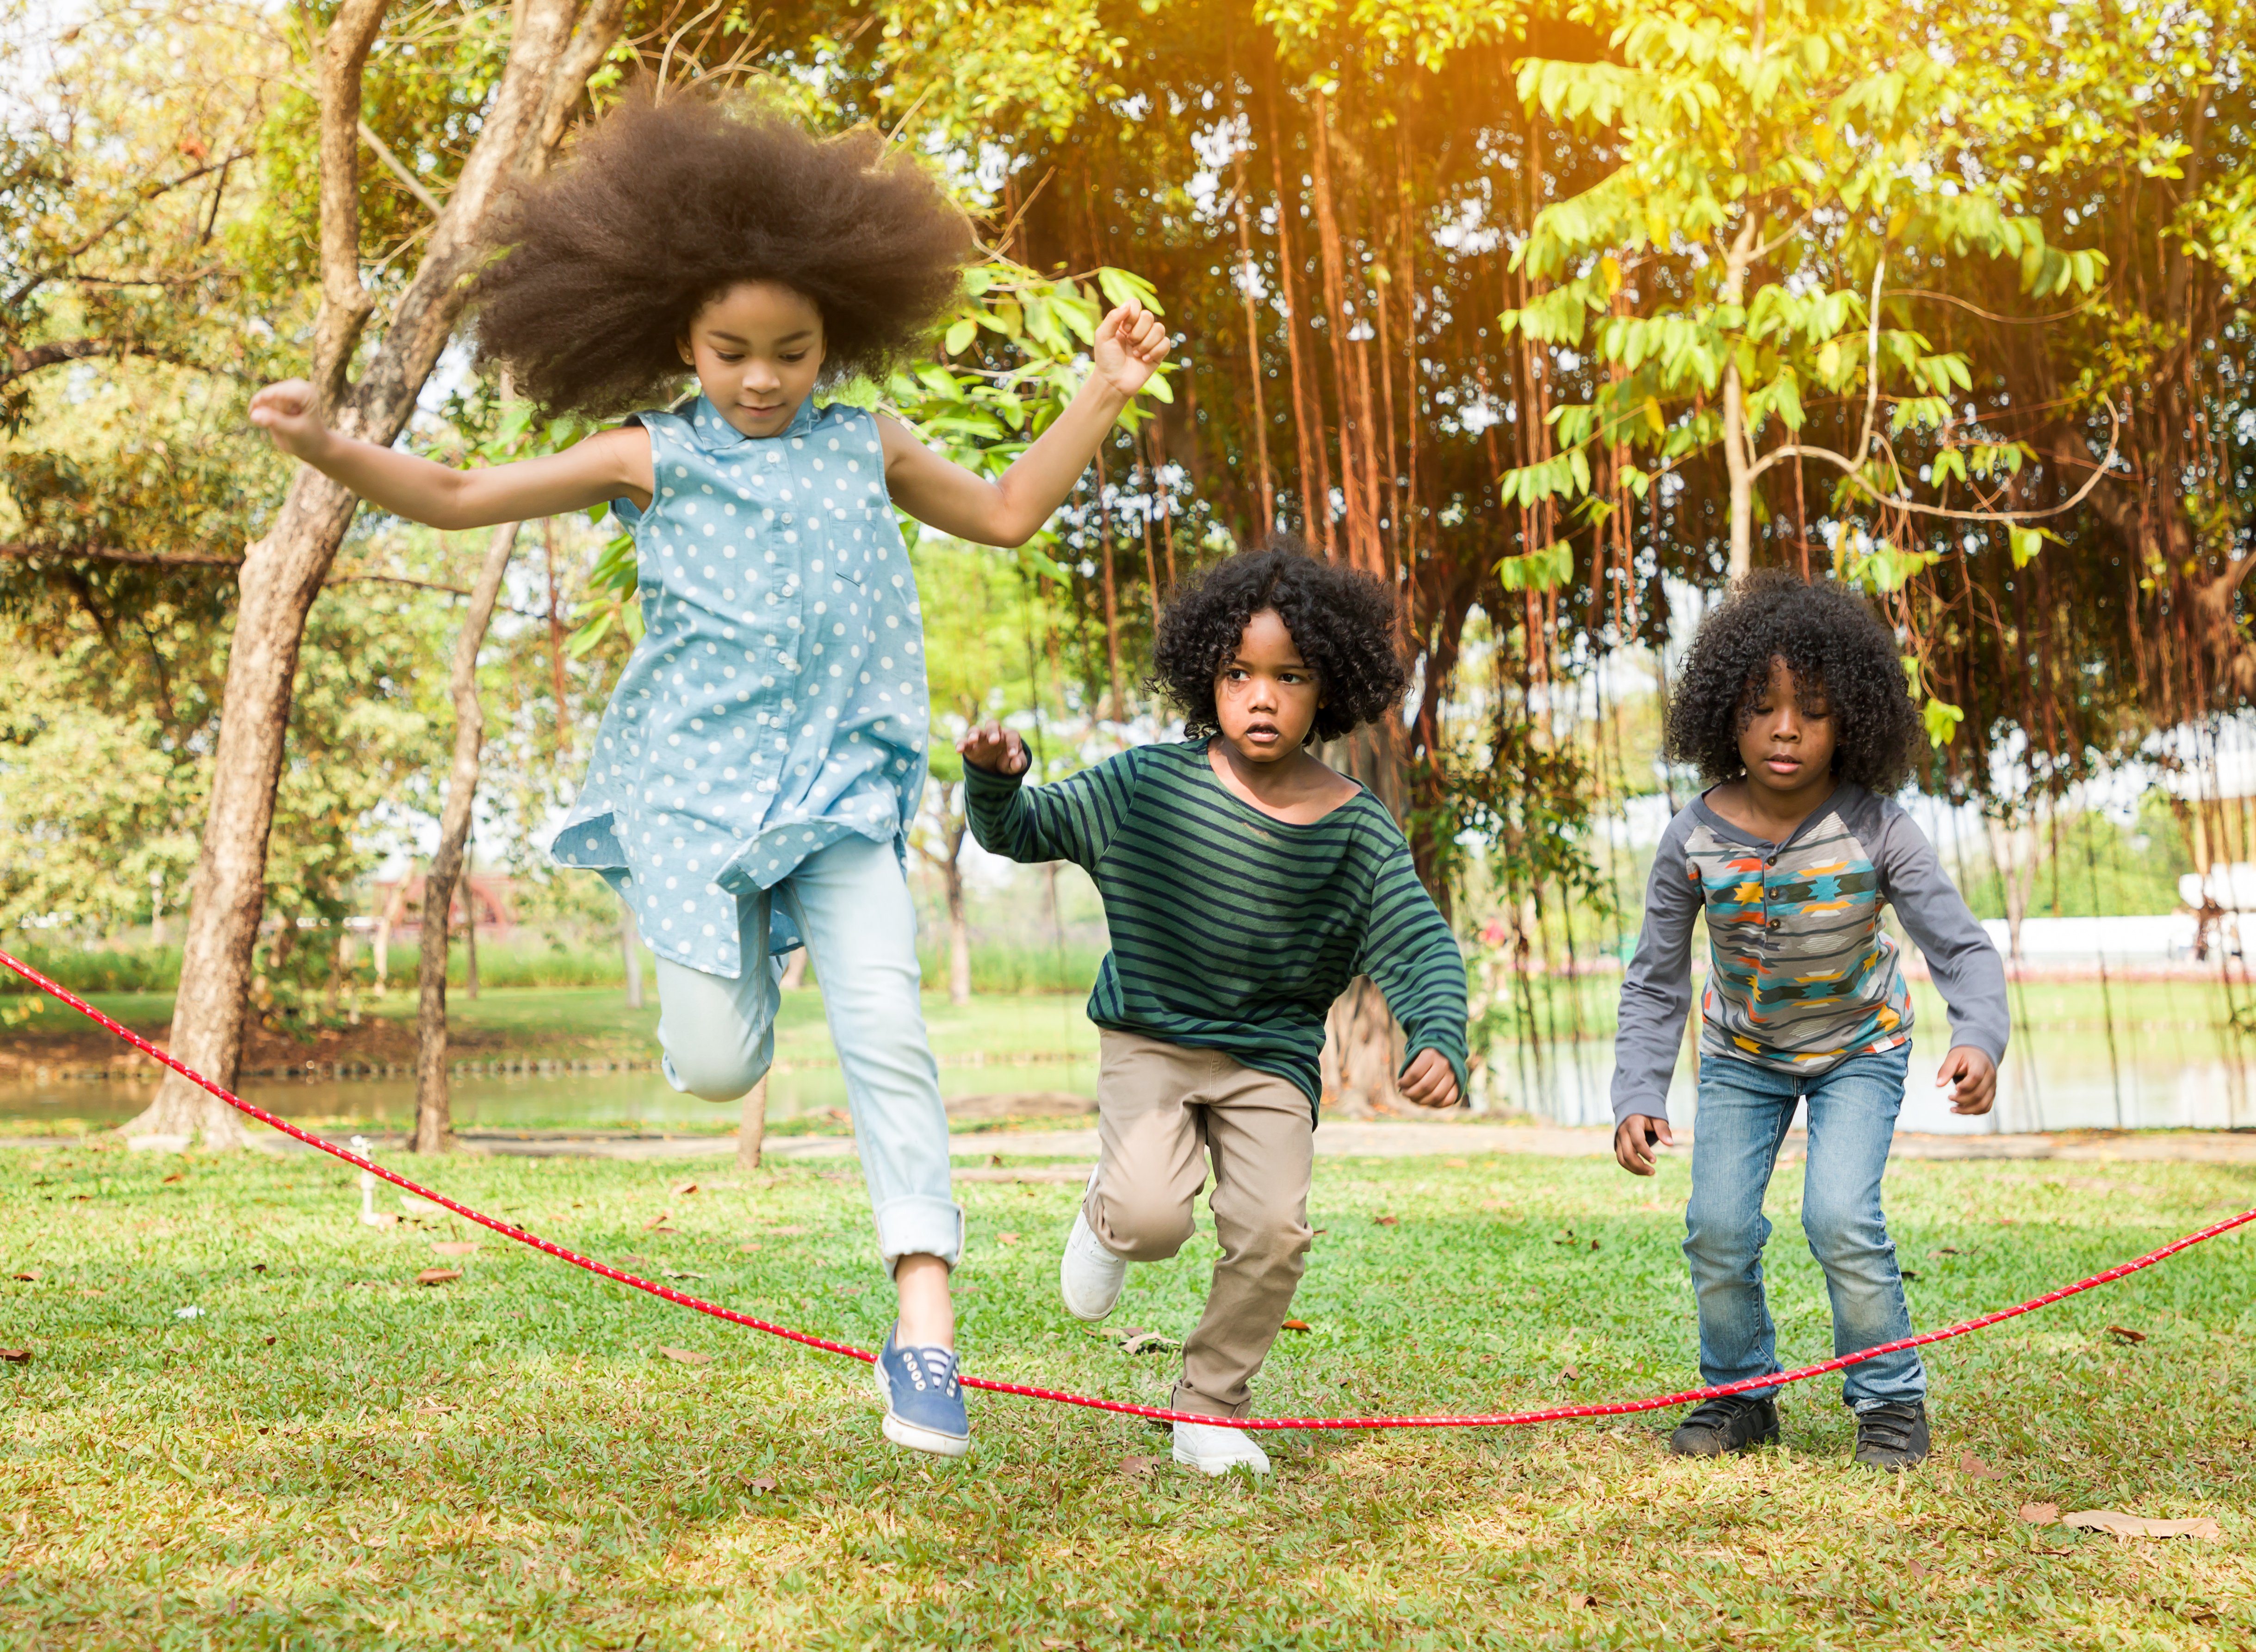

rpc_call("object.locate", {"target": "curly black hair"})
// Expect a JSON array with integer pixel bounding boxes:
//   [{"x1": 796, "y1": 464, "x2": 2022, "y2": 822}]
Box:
[
  {"x1": 469, "y1": 88, "x2": 972, "y2": 418},
  {"x1": 1148, "y1": 537, "x2": 1407, "y2": 744},
  {"x1": 1663, "y1": 568, "x2": 1921, "y2": 792}
]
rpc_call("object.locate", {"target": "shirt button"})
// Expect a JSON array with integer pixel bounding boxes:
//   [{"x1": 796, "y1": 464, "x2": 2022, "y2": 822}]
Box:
[{"x1": 1767, "y1": 918, "x2": 1783, "y2": 930}]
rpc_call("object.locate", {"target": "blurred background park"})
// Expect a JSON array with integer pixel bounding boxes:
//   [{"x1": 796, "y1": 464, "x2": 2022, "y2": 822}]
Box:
[{"x1": 0, "y1": 0, "x2": 2249, "y2": 1148}]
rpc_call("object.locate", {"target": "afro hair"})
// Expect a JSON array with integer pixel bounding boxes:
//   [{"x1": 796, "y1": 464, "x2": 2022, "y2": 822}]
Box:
[
  {"x1": 469, "y1": 88, "x2": 973, "y2": 419},
  {"x1": 1663, "y1": 568, "x2": 1921, "y2": 794},
  {"x1": 1148, "y1": 537, "x2": 1407, "y2": 744}
]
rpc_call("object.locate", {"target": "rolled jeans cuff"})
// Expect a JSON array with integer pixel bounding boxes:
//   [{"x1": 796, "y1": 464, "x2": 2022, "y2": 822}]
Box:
[{"x1": 874, "y1": 1194, "x2": 964, "y2": 1272}]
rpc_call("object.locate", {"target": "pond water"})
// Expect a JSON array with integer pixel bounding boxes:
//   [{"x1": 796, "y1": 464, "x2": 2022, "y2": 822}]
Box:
[
  {"x1": 1491, "y1": 1031, "x2": 2256, "y2": 1134},
  {"x1": 0, "y1": 1057, "x2": 1098, "y2": 1135}
]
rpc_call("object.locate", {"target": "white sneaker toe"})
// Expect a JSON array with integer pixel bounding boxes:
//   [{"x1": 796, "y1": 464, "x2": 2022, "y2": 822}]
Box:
[
  {"x1": 1172, "y1": 1420, "x2": 1271, "y2": 1476},
  {"x1": 1059, "y1": 1208, "x2": 1128, "y2": 1321}
]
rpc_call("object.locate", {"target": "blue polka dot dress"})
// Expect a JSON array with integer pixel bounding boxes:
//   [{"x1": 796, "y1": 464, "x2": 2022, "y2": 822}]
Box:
[{"x1": 551, "y1": 395, "x2": 929, "y2": 978}]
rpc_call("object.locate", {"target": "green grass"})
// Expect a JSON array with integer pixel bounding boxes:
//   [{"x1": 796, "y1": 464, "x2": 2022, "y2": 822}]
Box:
[{"x1": 4, "y1": 1148, "x2": 2254, "y2": 1646}]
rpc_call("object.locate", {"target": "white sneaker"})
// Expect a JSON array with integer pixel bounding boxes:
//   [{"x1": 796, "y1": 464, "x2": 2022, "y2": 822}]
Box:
[
  {"x1": 1059, "y1": 1207, "x2": 1127, "y2": 1322},
  {"x1": 1172, "y1": 1419, "x2": 1271, "y2": 1476}
]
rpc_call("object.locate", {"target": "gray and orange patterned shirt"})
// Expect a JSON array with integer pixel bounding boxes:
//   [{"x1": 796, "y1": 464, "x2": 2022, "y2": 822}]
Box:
[{"x1": 1611, "y1": 784, "x2": 2008, "y2": 1124}]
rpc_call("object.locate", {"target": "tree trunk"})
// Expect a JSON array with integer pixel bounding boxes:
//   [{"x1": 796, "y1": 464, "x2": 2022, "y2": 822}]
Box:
[
  {"x1": 945, "y1": 856, "x2": 973, "y2": 1007},
  {"x1": 738, "y1": 1074, "x2": 768, "y2": 1170},
  {"x1": 1720, "y1": 214, "x2": 1762, "y2": 581},
  {"x1": 1321, "y1": 977, "x2": 1407, "y2": 1115},
  {"x1": 620, "y1": 899, "x2": 645, "y2": 1009},
  {"x1": 462, "y1": 878, "x2": 480, "y2": 1000},
  {"x1": 411, "y1": 522, "x2": 519, "y2": 1155},
  {"x1": 1985, "y1": 816, "x2": 2037, "y2": 962},
  {"x1": 120, "y1": 0, "x2": 626, "y2": 1150}
]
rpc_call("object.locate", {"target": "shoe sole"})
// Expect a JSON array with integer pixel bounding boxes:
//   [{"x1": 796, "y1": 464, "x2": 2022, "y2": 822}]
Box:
[{"x1": 870, "y1": 1360, "x2": 970, "y2": 1459}]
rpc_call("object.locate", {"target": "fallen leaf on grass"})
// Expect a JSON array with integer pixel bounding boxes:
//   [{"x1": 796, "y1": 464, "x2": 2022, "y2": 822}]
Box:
[
  {"x1": 2018, "y1": 1503, "x2": 2060, "y2": 1526},
  {"x1": 1559, "y1": 1364, "x2": 1580, "y2": 1382},
  {"x1": 736, "y1": 1242, "x2": 763, "y2": 1253},
  {"x1": 1121, "y1": 1454, "x2": 1160, "y2": 1477},
  {"x1": 1280, "y1": 1319, "x2": 1311, "y2": 1333},
  {"x1": 670, "y1": 1182, "x2": 699, "y2": 1196},
  {"x1": 657, "y1": 1346, "x2": 712, "y2": 1367},
  {"x1": 0, "y1": 1349, "x2": 29, "y2": 1364},
  {"x1": 642, "y1": 1211, "x2": 676, "y2": 1233},
  {"x1": 1959, "y1": 1451, "x2": 2003, "y2": 1480},
  {"x1": 10, "y1": 1271, "x2": 38, "y2": 1282},
  {"x1": 2105, "y1": 1325, "x2": 2147, "y2": 1344},
  {"x1": 660, "y1": 1269, "x2": 708, "y2": 1281},
  {"x1": 739, "y1": 1474, "x2": 776, "y2": 1492},
  {"x1": 431, "y1": 1242, "x2": 479, "y2": 1257},
  {"x1": 1938, "y1": 1246, "x2": 1964, "y2": 1255},
  {"x1": 410, "y1": 1400, "x2": 457, "y2": 1416},
  {"x1": 1563, "y1": 1592, "x2": 1598, "y2": 1610},
  {"x1": 160, "y1": 1173, "x2": 185, "y2": 1185},
  {"x1": 998, "y1": 1232, "x2": 1021, "y2": 1246},
  {"x1": 1444, "y1": 1157, "x2": 1469, "y2": 1169},
  {"x1": 1905, "y1": 1559, "x2": 1930, "y2": 1579},
  {"x1": 614, "y1": 1254, "x2": 654, "y2": 1270},
  {"x1": 2063, "y1": 1510, "x2": 2221, "y2": 1541},
  {"x1": 1373, "y1": 1215, "x2": 1399, "y2": 1227},
  {"x1": 764, "y1": 1225, "x2": 808, "y2": 1237},
  {"x1": 415, "y1": 1268, "x2": 462, "y2": 1287},
  {"x1": 1899, "y1": 1268, "x2": 1920, "y2": 1281}
]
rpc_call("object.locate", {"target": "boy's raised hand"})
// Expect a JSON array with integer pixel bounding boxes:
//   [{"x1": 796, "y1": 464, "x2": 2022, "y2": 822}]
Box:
[
  {"x1": 1090, "y1": 297, "x2": 1171, "y2": 400},
  {"x1": 1614, "y1": 1114, "x2": 1674, "y2": 1176},
  {"x1": 1398, "y1": 1048, "x2": 1460, "y2": 1109},
  {"x1": 1937, "y1": 1045, "x2": 1998, "y2": 1114},
  {"x1": 956, "y1": 722, "x2": 1029, "y2": 776}
]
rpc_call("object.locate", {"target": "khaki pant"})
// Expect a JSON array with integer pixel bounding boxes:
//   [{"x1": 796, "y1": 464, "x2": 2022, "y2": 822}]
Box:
[{"x1": 1085, "y1": 1030, "x2": 1315, "y2": 1419}]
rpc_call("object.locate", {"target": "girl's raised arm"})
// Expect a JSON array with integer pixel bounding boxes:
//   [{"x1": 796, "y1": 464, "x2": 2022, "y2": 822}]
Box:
[
  {"x1": 877, "y1": 298, "x2": 1171, "y2": 549},
  {"x1": 248, "y1": 378, "x2": 655, "y2": 530}
]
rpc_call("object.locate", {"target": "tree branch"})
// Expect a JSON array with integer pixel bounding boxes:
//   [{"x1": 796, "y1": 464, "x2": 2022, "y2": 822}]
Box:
[
  {"x1": 0, "y1": 541, "x2": 241, "y2": 569},
  {"x1": 0, "y1": 152, "x2": 253, "y2": 313},
  {"x1": 310, "y1": 0, "x2": 392, "y2": 412},
  {"x1": 0, "y1": 336, "x2": 225, "y2": 390},
  {"x1": 1752, "y1": 398, "x2": 2125, "y2": 523},
  {"x1": 358, "y1": 118, "x2": 444, "y2": 215}
]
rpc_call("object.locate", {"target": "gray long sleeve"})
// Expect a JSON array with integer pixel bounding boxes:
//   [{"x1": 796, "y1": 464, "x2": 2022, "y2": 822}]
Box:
[
  {"x1": 1874, "y1": 807, "x2": 2010, "y2": 1065},
  {"x1": 1611, "y1": 812, "x2": 1702, "y2": 1125}
]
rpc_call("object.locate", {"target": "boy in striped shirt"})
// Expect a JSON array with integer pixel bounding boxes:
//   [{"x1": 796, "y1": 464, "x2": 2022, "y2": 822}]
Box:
[{"x1": 959, "y1": 540, "x2": 1469, "y2": 1476}]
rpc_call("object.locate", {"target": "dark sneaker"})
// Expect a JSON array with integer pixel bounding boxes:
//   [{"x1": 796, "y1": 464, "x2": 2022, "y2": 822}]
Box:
[
  {"x1": 1853, "y1": 1401, "x2": 1930, "y2": 1471},
  {"x1": 872, "y1": 1324, "x2": 969, "y2": 1458},
  {"x1": 1669, "y1": 1395, "x2": 1780, "y2": 1457}
]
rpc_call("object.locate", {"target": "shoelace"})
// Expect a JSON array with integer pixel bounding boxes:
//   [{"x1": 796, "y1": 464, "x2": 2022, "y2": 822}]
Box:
[{"x1": 897, "y1": 1343, "x2": 959, "y2": 1397}]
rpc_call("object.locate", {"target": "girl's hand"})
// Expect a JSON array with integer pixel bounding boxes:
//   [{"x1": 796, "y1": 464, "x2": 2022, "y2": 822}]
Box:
[
  {"x1": 1937, "y1": 1046, "x2": 1997, "y2": 1115},
  {"x1": 1398, "y1": 1049, "x2": 1461, "y2": 1109},
  {"x1": 957, "y1": 723, "x2": 1029, "y2": 776},
  {"x1": 1614, "y1": 1114, "x2": 1674, "y2": 1176},
  {"x1": 1089, "y1": 297, "x2": 1171, "y2": 400},
  {"x1": 248, "y1": 378, "x2": 332, "y2": 462}
]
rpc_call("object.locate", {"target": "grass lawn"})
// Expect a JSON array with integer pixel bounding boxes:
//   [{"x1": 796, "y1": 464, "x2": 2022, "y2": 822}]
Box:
[{"x1": 4, "y1": 1147, "x2": 2254, "y2": 1647}]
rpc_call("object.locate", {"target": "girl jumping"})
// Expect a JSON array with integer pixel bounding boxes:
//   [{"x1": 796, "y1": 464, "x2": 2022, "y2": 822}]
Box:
[
  {"x1": 248, "y1": 91, "x2": 1170, "y2": 1459},
  {"x1": 1613, "y1": 570, "x2": 2008, "y2": 1470}
]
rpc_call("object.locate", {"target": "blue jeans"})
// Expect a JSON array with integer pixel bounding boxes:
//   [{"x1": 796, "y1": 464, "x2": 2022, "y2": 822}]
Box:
[
  {"x1": 1684, "y1": 1045, "x2": 1923, "y2": 1411},
  {"x1": 649, "y1": 835, "x2": 961, "y2": 1271}
]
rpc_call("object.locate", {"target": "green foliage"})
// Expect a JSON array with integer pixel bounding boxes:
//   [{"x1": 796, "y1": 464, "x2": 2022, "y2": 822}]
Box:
[{"x1": 1498, "y1": 0, "x2": 2106, "y2": 557}]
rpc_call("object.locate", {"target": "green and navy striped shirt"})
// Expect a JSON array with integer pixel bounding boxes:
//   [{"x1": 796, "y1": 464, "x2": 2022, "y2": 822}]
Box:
[{"x1": 964, "y1": 740, "x2": 1469, "y2": 1114}]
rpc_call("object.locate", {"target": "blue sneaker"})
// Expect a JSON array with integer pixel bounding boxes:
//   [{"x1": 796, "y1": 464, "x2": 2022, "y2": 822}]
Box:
[{"x1": 872, "y1": 1324, "x2": 970, "y2": 1458}]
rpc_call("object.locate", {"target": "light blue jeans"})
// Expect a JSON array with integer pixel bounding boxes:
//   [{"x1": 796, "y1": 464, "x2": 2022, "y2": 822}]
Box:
[
  {"x1": 1684, "y1": 1045, "x2": 1924, "y2": 1411},
  {"x1": 650, "y1": 835, "x2": 961, "y2": 1271}
]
